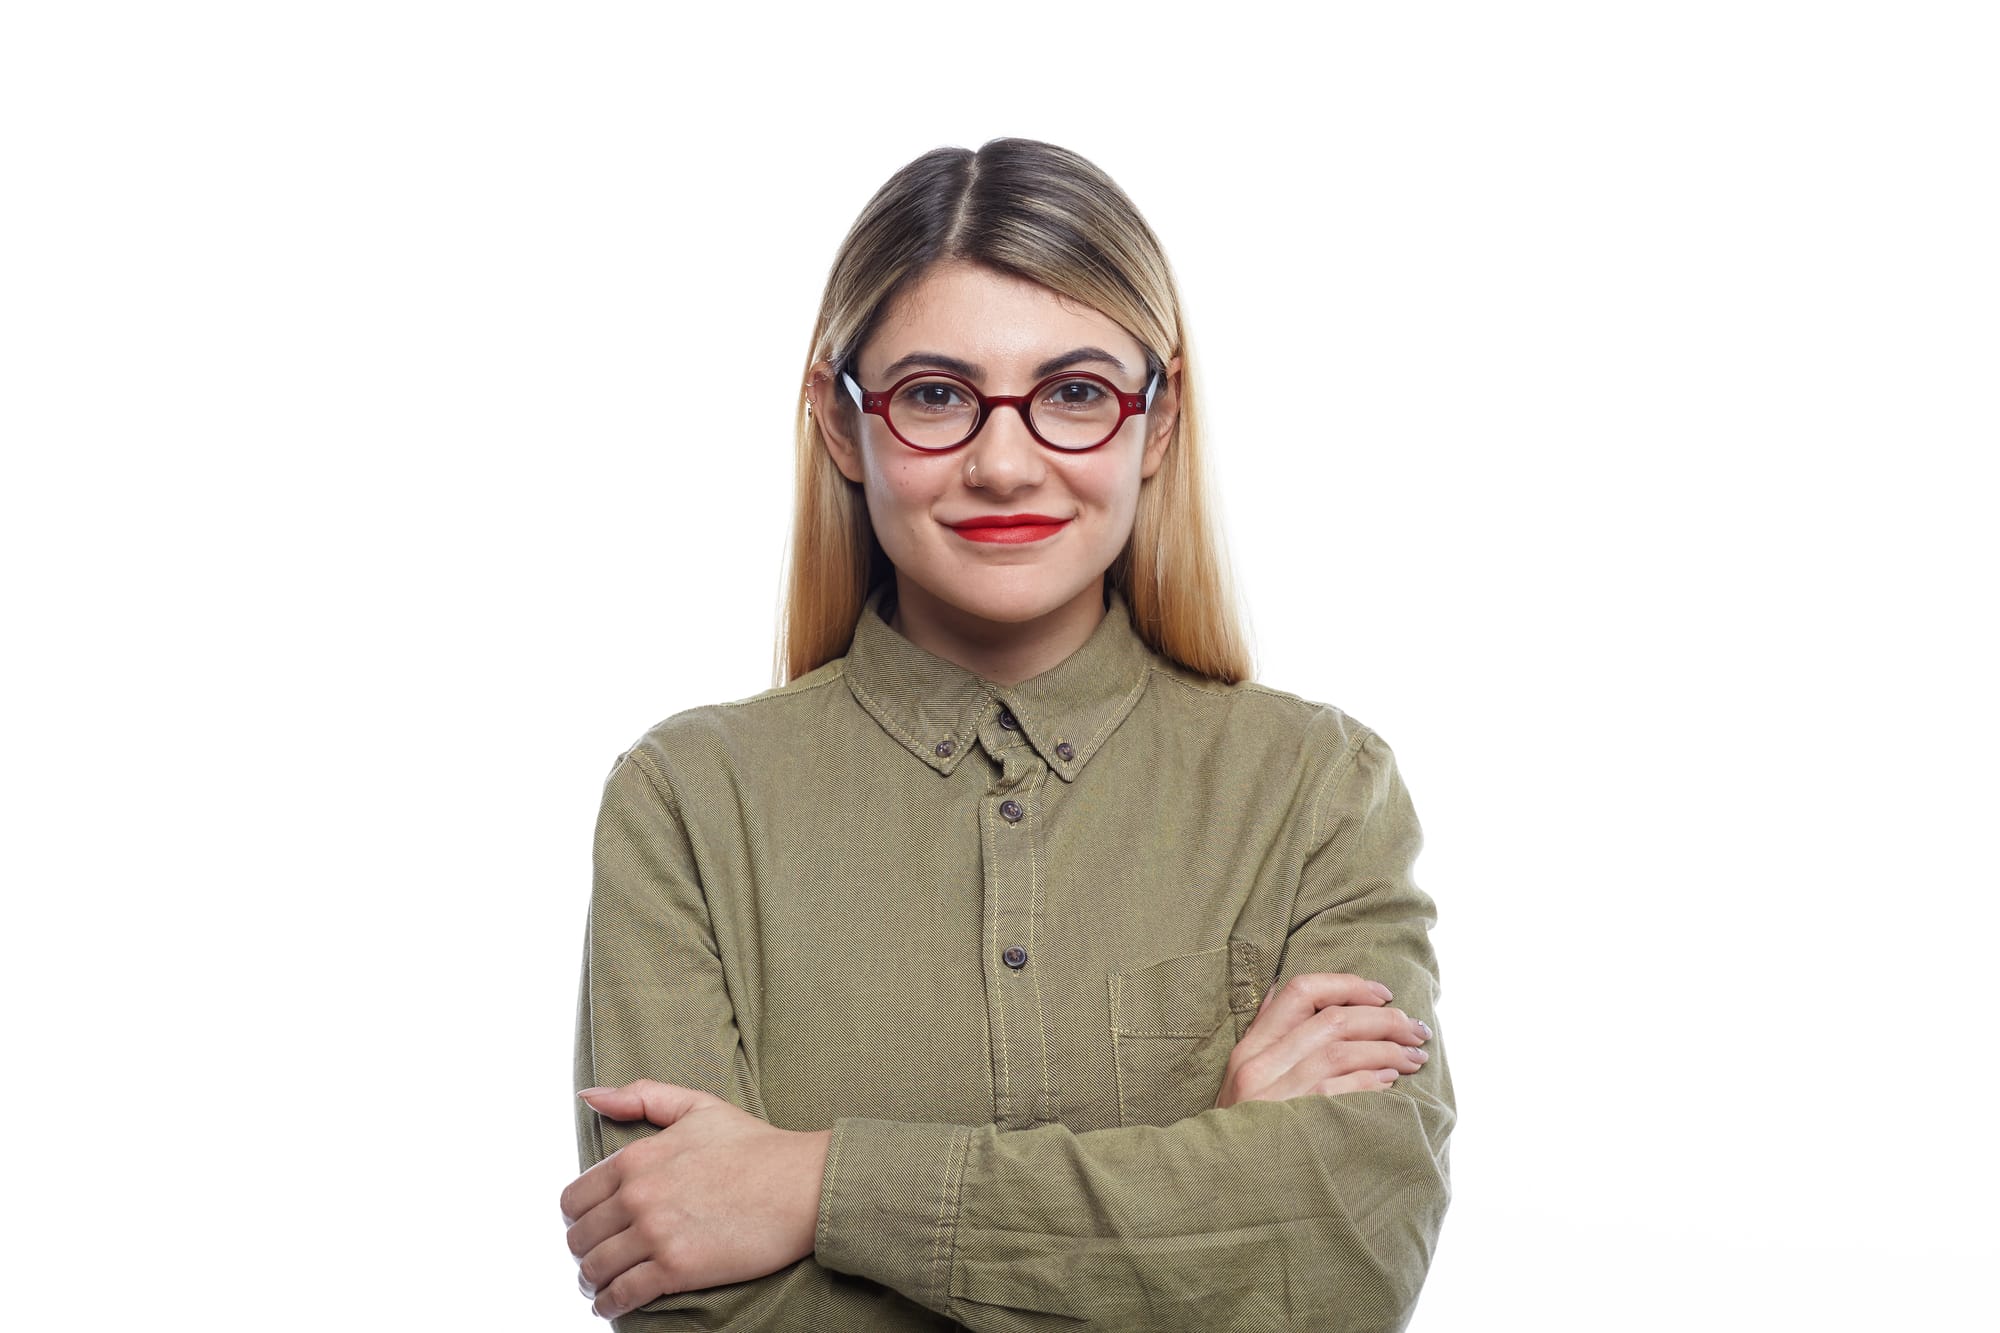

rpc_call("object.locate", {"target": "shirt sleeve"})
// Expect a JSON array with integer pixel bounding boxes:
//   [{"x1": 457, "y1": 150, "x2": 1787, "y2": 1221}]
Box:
[
  {"x1": 574, "y1": 747, "x2": 933, "y2": 1331},
  {"x1": 814, "y1": 727, "x2": 1454, "y2": 1333}
]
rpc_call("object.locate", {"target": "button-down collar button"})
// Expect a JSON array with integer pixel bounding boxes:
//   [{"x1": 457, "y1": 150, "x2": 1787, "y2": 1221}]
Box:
[
  {"x1": 997, "y1": 707, "x2": 1019, "y2": 731},
  {"x1": 1002, "y1": 945, "x2": 1029, "y2": 970},
  {"x1": 999, "y1": 799, "x2": 1025, "y2": 823},
  {"x1": 934, "y1": 738, "x2": 955, "y2": 758},
  {"x1": 1054, "y1": 740, "x2": 1075, "y2": 762}
]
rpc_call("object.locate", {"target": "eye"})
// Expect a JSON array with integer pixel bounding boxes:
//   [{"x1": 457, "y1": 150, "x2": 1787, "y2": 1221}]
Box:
[
  {"x1": 896, "y1": 379, "x2": 973, "y2": 414},
  {"x1": 1040, "y1": 377, "x2": 1109, "y2": 411}
]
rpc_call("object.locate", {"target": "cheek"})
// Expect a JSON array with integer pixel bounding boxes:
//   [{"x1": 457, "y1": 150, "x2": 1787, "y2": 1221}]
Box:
[
  {"x1": 862, "y1": 452, "x2": 947, "y2": 531},
  {"x1": 1063, "y1": 455, "x2": 1144, "y2": 524}
]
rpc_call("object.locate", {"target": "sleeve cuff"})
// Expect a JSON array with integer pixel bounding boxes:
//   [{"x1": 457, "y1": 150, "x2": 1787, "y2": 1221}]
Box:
[{"x1": 815, "y1": 1116, "x2": 974, "y2": 1313}]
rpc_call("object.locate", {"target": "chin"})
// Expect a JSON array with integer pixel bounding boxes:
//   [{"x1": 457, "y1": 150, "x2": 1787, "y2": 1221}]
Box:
[{"x1": 918, "y1": 570, "x2": 1099, "y2": 628}]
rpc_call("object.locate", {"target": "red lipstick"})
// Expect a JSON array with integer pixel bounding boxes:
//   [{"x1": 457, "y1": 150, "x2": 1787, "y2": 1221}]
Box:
[{"x1": 946, "y1": 513, "x2": 1071, "y2": 544}]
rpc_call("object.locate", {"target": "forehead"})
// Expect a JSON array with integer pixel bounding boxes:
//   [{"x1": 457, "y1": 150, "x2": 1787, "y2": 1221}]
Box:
[{"x1": 862, "y1": 261, "x2": 1143, "y2": 374}]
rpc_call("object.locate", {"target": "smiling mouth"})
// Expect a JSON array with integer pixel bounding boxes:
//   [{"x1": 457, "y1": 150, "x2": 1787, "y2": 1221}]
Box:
[{"x1": 947, "y1": 514, "x2": 1072, "y2": 545}]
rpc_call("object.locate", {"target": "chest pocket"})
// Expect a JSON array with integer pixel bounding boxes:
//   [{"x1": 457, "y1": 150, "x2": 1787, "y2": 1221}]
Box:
[{"x1": 1108, "y1": 939, "x2": 1264, "y2": 1128}]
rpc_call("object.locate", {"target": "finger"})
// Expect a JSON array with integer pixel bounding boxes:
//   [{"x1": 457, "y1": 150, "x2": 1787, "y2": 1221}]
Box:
[
  {"x1": 577, "y1": 1225, "x2": 653, "y2": 1302},
  {"x1": 1234, "y1": 1065, "x2": 1401, "y2": 1105},
  {"x1": 1314, "y1": 1069, "x2": 1402, "y2": 1097},
  {"x1": 565, "y1": 1194, "x2": 631, "y2": 1261},
  {"x1": 1257, "y1": 1042, "x2": 1427, "y2": 1102},
  {"x1": 559, "y1": 1155, "x2": 623, "y2": 1227},
  {"x1": 1233, "y1": 973, "x2": 1391, "y2": 1064},
  {"x1": 580, "y1": 1079, "x2": 715, "y2": 1128},
  {"x1": 1232, "y1": 1002, "x2": 1422, "y2": 1096},
  {"x1": 1277, "y1": 1001, "x2": 1426, "y2": 1061},
  {"x1": 595, "y1": 1259, "x2": 672, "y2": 1320},
  {"x1": 1325, "y1": 1041, "x2": 1429, "y2": 1079}
]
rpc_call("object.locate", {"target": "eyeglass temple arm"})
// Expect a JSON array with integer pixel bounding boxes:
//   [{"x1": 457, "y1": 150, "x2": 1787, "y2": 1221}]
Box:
[{"x1": 840, "y1": 369, "x2": 867, "y2": 411}]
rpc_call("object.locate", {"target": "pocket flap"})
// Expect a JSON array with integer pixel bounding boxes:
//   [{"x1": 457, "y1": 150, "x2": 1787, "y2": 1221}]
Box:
[{"x1": 1109, "y1": 946, "x2": 1232, "y2": 1037}]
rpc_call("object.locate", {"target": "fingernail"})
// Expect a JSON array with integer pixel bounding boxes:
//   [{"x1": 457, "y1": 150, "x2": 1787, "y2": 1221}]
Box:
[
  {"x1": 1414, "y1": 1021, "x2": 1432, "y2": 1041},
  {"x1": 1404, "y1": 1047, "x2": 1428, "y2": 1062},
  {"x1": 578, "y1": 1087, "x2": 612, "y2": 1098},
  {"x1": 1376, "y1": 1069, "x2": 1399, "y2": 1083},
  {"x1": 1371, "y1": 983, "x2": 1394, "y2": 1001}
]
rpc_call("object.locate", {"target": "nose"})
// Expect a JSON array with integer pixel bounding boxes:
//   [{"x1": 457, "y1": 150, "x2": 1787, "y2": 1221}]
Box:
[{"x1": 961, "y1": 402, "x2": 1046, "y2": 495}]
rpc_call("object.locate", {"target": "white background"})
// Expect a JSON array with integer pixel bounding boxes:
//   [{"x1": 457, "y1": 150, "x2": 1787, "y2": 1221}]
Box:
[{"x1": 4, "y1": 3, "x2": 1994, "y2": 1329}]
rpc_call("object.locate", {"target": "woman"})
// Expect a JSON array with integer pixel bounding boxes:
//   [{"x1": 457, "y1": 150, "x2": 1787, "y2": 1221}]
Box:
[{"x1": 561, "y1": 138, "x2": 1453, "y2": 1331}]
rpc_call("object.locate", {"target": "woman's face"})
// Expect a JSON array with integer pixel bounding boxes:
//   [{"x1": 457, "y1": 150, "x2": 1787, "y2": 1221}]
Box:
[{"x1": 818, "y1": 261, "x2": 1177, "y2": 635}]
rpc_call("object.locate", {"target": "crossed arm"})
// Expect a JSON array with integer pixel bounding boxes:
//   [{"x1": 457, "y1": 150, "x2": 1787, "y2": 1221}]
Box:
[
  {"x1": 563, "y1": 972, "x2": 1435, "y2": 1320},
  {"x1": 562, "y1": 730, "x2": 1452, "y2": 1330}
]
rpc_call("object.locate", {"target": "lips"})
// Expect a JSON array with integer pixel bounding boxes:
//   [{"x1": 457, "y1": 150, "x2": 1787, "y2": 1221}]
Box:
[{"x1": 946, "y1": 513, "x2": 1072, "y2": 545}]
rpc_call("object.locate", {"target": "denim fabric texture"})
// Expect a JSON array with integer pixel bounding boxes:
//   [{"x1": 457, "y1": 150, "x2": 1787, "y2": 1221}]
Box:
[{"x1": 574, "y1": 588, "x2": 1454, "y2": 1331}]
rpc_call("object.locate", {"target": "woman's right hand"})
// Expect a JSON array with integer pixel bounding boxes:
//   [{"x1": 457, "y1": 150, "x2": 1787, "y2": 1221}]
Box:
[{"x1": 1214, "y1": 972, "x2": 1432, "y2": 1108}]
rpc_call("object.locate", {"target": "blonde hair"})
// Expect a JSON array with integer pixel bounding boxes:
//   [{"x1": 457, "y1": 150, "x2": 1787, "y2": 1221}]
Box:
[{"x1": 779, "y1": 138, "x2": 1249, "y2": 685}]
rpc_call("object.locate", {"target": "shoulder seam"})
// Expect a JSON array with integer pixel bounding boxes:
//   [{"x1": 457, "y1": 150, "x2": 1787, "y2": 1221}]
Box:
[
  {"x1": 639, "y1": 663, "x2": 848, "y2": 735},
  {"x1": 1307, "y1": 723, "x2": 1377, "y2": 848},
  {"x1": 1145, "y1": 666, "x2": 1332, "y2": 715},
  {"x1": 704, "y1": 662, "x2": 848, "y2": 713},
  {"x1": 622, "y1": 746, "x2": 682, "y2": 815}
]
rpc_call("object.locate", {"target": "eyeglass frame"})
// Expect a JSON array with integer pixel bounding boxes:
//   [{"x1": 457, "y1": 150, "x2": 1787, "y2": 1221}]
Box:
[{"x1": 839, "y1": 364, "x2": 1164, "y2": 453}]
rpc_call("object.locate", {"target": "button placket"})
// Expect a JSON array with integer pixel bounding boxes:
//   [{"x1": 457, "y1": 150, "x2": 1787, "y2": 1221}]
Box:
[{"x1": 975, "y1": 712, "x2": 1053, "y2": 1129}]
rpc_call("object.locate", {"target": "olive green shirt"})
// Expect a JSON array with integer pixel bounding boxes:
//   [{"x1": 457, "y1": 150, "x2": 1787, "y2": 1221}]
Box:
[{"x1": 573, "y1": 589, "x2": 1453, "y2": 1331}]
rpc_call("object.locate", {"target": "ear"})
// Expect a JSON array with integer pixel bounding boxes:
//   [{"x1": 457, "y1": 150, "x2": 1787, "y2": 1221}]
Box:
[
  {"x1": 1139, "y1": 355, "x2": 1181, "y2": 481},
  {"x1": 810, "y1": 363, "x2": 866, "y2": 484}
]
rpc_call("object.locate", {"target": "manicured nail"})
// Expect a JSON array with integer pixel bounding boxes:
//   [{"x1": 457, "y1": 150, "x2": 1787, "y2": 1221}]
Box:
[
  {"x1": 1376, "y1": 1069, "x2": 1399, "y2": 1083},
  {"x1": 578, "y1": 1087, "x2": 612, "y2": 1098},
  {"x1": 1371, "y1": 983, "x2": 1394, "y2": 1001},
  {"x1": 1414, "y1": 1021, "x2": 1432, "y2": 1041},
  {"x1": 1404, "y1": 1047, "x2": 1428, "y2": 1062}
]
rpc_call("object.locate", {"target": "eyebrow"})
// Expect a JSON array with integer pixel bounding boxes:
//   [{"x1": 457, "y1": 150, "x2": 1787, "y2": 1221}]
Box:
[{"x1": 874, "y1": 346, "x2": 1132, "y2": 383}]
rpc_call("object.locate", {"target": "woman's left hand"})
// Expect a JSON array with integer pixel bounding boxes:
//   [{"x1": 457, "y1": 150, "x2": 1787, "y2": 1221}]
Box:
[{"x1": 561, "y1": 1081, "x2": 832, "y2": 1320}]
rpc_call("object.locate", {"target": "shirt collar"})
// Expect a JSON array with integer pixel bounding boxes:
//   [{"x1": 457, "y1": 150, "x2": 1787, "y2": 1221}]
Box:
[{"x1": 842, "y1": 585, "x2": 1154, "y2": 783}]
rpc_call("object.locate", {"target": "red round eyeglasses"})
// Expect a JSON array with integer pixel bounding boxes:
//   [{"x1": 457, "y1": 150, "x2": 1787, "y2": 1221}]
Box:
[{"x1": 840, "y1": 366, "x2": 1163, "y2": 453}]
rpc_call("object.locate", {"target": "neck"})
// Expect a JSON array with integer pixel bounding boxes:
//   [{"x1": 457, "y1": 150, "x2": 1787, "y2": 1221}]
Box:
[{"x1": 888, "y1": 576, "x2": 1107, "y2": 685}]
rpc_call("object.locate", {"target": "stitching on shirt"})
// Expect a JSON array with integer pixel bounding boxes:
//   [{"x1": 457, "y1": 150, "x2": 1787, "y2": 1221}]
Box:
[
  {"x1": 1109, "y1": 979, "x2": 1129, "y2": 1126},
  {"x1": 844, "y1": 670, "x2": 937, "y2": 759},
  {"x1": 621, "y1": 746, "x2": 736, "y2": 976},
  {"x1": 1308, "y1": 726, "x2": 1374, "y2": 848},
  {"x1": 1111, "y1": 1026, "x2": 1221, "y2": 1039},
  {"x1": 624, "y1": 748, "x2": 683, "y2": 816},
  {"x1": 926, "y1": 1127, "x2": 950, "y2": 1298},
  {"x1": 928, "y1": 1124, "x2": 965, "y2": 1307},
  {"x1": 1026, "y1": 764, "x2": 1055, "y2": 1125},
  {"x1": 1143, "y1": 666, "x2": 1332, "y2": 714},
  {"x1": 1075, "y1": 662, "x2": 1150, "y2": 760},
  {"x1": 936, "y1": 1125, "x2": 972, "y2": 1316},
  {"x1": 815, "y1": 1120, "x2": 846, "y2": 1256},
  {"x1": 980, "y1": 798, "x2": 1009, "y2": 1112},
  {"x1": 705, "y1": 663, "x2": 849, "y2": 711},
  {"x1": 1234, "y1": 939, "x2": 1266, "y2": 1014}
]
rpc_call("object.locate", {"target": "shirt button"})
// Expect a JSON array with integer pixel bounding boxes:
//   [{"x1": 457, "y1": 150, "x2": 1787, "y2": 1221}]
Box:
[
  {"x1": 934, "y1": 738, "x2": 955, "y2": 758},
  {"x1": 997, "y1": 707, "x2": 1018, "y2": 731},
  {"x1": 1054, "y1": 740, "x2": 1075, "y2": 762},
  {"x1": 999, "y1": 799, "x2": 1024, "y2": 823},
  {"x1": 1002, "y1": 945, "x2": 1028, "y2": 970}
]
